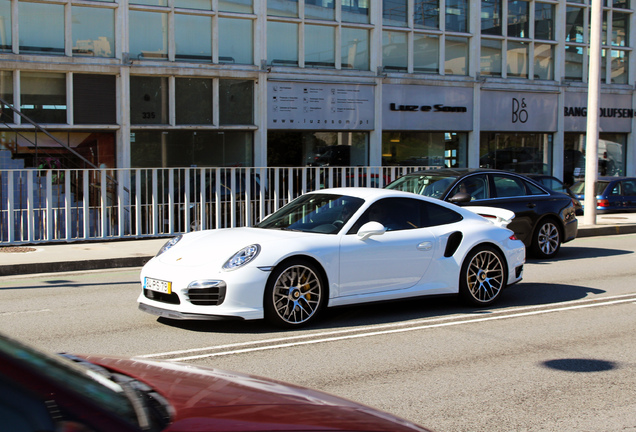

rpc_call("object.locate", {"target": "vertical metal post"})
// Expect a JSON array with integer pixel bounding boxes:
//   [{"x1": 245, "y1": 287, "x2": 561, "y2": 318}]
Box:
[{"x1": 584, "y1": 0, "x2": 602, "y2": 225}]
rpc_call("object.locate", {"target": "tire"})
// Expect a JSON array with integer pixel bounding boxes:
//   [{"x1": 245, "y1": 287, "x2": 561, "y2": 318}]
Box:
[
  {"x1": 459, "y1": 246, "x2": 506, "y2": 306},
  {"x1": 531, "y1": 218, "x2": 561, "y2": 259},
  {"x1": 264, "y1": 259, "x2": 326, "y2": 327}
]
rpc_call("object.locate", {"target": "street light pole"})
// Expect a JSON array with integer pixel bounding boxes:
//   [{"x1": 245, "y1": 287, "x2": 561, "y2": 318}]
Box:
[{"x1": 584, "y1": 0, "x2": 602, "y2": 225}]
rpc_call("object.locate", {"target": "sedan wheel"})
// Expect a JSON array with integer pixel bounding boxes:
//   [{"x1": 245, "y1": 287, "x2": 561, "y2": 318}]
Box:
[
  {"x1": 265, "y1": 260, "x2": 325, "y2": 327},
  {"x1": 532, "y1": 219, "x2": 561, "y2": 259},
  {"x1": 459, "y1": 246, "x2": 505, "y2": 306}
]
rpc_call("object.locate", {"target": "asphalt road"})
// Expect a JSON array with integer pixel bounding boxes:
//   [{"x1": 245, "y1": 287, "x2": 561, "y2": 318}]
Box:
[{"x1": 2, "y1": 234, "x2": 636, "y2": 432}]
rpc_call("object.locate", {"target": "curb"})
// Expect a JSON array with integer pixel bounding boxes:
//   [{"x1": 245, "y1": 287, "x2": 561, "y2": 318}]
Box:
[
  {"x1": 576, "y1": 224, "x2": 636, "y2": 238},
  {"x1": 0, "y1": 256, "x2": 153, "y2": 277}
]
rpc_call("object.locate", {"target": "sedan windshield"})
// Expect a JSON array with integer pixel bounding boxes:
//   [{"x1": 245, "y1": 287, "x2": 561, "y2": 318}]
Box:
[
  {"x1": 256, "y1": 193, "x2": 364, "y2": 234},
  {"x1": 570, "y1": 181, "x2": 609, "y2": 195},
  {"x1": 387, "y1": 174, "x2": 458, "y2": 198}
]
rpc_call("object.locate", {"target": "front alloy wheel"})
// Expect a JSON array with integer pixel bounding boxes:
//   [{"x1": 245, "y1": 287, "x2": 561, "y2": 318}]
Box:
[
  {"x1": 532, "y1": 219, "x2": 561, "y2": 259},
  {"x1": 265, "y1": 260, "x2": 325, "y2": 327},
  {"x1": 459, "y1": 246, "x2": 505, "y2": 306}
]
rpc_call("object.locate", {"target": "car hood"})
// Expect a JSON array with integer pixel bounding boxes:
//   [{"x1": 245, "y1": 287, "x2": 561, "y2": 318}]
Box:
[
  {"x1": 83, "y1": 355, "x2": 431, "y2": 432},
  {"x1": 154, "y1": 227, "x2": 323, "y2": 268}
]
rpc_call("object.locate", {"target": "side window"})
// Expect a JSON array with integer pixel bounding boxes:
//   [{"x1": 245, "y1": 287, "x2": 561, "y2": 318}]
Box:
[
  {"x1": 348, "y1": 198, "x2": 462, "y2": 233},
  {"x1": 493, "y1": 175, "x2": 527, "y2": 198},
  {"x1": 422, "y1": 201, "x2": 463, "y2": 227},
  {"x1": 449, "y1": 174, "x2": 489, "y2": 200},
  {"x1": 610, "y1": 183, "x2": 622, "y2": 195},
  {"x1": 524, "y1": 179, "x2": 546, "y2": 195},
  {"x1": 623, "y1": 180, "x2": 636, "y2": 195}
]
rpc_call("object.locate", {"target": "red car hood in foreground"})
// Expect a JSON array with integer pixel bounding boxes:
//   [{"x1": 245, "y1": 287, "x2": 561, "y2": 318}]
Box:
[{"x1": 83, "y1": 355, "x2": 432, "y2": 432}]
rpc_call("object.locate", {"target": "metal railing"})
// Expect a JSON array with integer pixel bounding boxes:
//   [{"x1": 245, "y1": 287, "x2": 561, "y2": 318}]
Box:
[{"x1": 0, "y1": 165, "x2": 430, "y2": 245}]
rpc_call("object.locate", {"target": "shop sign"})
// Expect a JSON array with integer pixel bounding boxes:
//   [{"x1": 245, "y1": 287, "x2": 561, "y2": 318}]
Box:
[
  {"x1": 564, "y1": 92, "x2": 632, "y2": 133},
  {"x1": 480, "y1": 91, "x2": 558, "y2": 132},
  {"x1": 382, "y1": 85, "x2": 473, "y2": 131},
  {"x1": 267, "y1": 82, "x2": 374, "y2": 130}
]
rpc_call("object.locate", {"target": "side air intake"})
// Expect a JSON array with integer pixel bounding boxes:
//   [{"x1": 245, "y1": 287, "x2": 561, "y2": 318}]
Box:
[{"x1": 444, "y1": 231, "x2": 463, "y2": 257}]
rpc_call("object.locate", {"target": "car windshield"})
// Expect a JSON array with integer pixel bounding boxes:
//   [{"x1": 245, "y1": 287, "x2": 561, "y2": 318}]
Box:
[
  {"x1": 0, "y1": 335, "x2": 138, "y2": 423},
  {"x1": 570, "y1": 181, "x2": 609, "y2": 195},
  {"x1": 256, "y1": 193, "x2": 364, "y2": 234},
  {"x1": 386, "y1": 174, "x2": 458, "y2": 198}
]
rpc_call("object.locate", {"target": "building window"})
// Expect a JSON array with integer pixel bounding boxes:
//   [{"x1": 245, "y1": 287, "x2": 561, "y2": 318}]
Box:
[
  {"x1": 342, "y1": 0, "x2": 370, "y2": 23},
  {"x1": 415, "y1": 0, "x2": 439, "y2": 30},
  {"x1": 382, "y1": 132, "x2": 468, "y2": 168},
  {"x1": 175, "y1": 14, "x2": 212, "y2": 62},
  {"x1": 383, "y1": 30, "x2": 408, "y2": 71},
  {"x1": 20, "y1": 72, "x2": 66, "y2": 124},
  {"x1": 175, "y1": 78, "x2": 213, "y2": 125},
  {"x1": 219, "y1": 0, "x2": 253, "y2": 13},
  {"x1": 482, "y1": 0, "x2": 502, "y2": 36},
  {"x1": 129, "y1": 10, "x2": 169, "y2": 60},
  {"x1": 507, "y1": 40, "x2": 528, "y2": 78},
  {"x1": 219, "y1": 18, "x2": 253, "y2": 64},
  {"x1": 0, "y1": 70, "x2": 14, "y2": 112},
  {"x1": 306, "y1": 0, "x2": 335, "y2": 20},
  {"x1": 535, "y1": 3, "x2": 554, "y2": 40},
  {"x1": 131, "y1": 131, "x2": 253, "y2": 168},
  {"x1": 268, "y1": 132, "x2": 369, "y2": 167},
  {"x1": 446, "y1": 0, "x2": 468, "y2": 32},
  {"x1": 445, "y1": 36, "x2": 469, "y2": 75},
  {"x1": 508, "y1": 0, "x2": 529, "y2": 38},
  {"x1": 219, "y1": 79, "x2": 254, "y2": 125},
  {"x1": 73, "y1": 74, "x2": 117, "y2": 125},
  {"x1": 564, "y1": 133, "x2": 626, "y2": 184},
  {"x1": 383, "y1": 0, "x2": 408, "y2": 27},
  {"x1": 72, "y1": 6, "x2": 115, "y2": 58},
  {"x1": 341, "y1": 27, "x2": 370, "y2": 70},
  {"x1": 0, "y1": 0, "x2": 12, "y2": 51},
  {"x1": 480, "y1": 132, "x2": 552, "y2": 174},
  {"x1": 414, "y1": 34, "x2": 439, "y2": 73},
  {"x1": 534, "y1": 43, "x2": 554, "y2": 80},
  {"x1": 268, "y1": 0, "x2": 299, "y2": 17},
  {"x1": 19, "y1": 2, "x2": 64, "y2": 55},
  {"x1": 268, "y1": 21, "x2": 299, "y2": 66},
  {"x1": 130, "y1": 76, "x2": 169, "y2": 125},
  {"x1": 176, "y1": 0, "x2": 212, "y2": 10},
  {"x1": 481, "y1": 39, "x2": 502, "y2": 76},
  {"x1": 305, "y1": 25, "x2": 335, "y2": 68}
]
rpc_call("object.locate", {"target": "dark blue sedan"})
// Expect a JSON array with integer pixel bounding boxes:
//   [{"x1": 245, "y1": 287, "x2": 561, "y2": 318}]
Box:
[{"x1": 571, "y1": 177, "x2": 636, "y2": 213}]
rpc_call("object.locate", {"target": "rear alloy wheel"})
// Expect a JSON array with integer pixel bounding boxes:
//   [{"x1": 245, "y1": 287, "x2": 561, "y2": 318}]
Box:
[
  {"x1": 264, "y1": 259, "x2": 325, "y2": 327},
  {"x1": 531, "y1": 219, "x2": 561, "y2": 259},
  {"x1": 459, "y1": 246, "x2": 505, "y2": 306}
]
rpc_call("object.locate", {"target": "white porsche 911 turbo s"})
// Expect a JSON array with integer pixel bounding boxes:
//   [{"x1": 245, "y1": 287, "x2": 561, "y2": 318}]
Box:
[{"x1": 139, "y1": 188, "x2": 525, "y2": 327}]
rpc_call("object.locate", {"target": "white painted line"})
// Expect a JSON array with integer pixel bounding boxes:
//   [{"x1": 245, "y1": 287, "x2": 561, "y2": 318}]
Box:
[
  {"x1": 135, "y1": 294, "x2": 636, "y2": 360},
  {"x1": 0, "y1": 309, "x2": 51, "y2": 316}
]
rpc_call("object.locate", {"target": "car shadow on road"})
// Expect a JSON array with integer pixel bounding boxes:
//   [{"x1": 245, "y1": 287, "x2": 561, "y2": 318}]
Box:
[
  {"x1": 156, "y1": 282, "x2": 606, "y2": 334},
  {"x1": 528, "y1": 244, "x2": 634, "y2": 264}
]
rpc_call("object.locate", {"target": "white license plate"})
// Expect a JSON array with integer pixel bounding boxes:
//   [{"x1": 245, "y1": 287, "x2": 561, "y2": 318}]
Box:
[{"x1": 145, "y1": 277, "x2": 172, "y2": 294}]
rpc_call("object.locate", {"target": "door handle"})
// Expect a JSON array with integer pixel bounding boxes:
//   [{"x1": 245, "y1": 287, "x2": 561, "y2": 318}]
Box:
[
  {"x1": 417, "y1": 241, "x2": 433, "y2": 251},
  {"x1": 526, "y1": 203, "x2": 536, "y2": 208}
]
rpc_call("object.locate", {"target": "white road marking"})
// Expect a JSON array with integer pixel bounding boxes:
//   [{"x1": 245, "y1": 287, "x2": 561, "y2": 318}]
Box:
[
  {"x1": 138, "y1": 293, "x2": 636, "y2": 362},
  {"x1": 0, "y1": 309, "x2": 51, "y2": 316}
]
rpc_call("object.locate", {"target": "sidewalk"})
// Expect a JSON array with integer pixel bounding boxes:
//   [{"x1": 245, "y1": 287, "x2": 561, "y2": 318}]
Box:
[{"x1": 1, "y1": 213, "x2": 636, "y2": 277}]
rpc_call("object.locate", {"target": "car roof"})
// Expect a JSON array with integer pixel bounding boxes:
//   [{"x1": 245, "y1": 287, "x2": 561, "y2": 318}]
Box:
[{"x1": 309, "y1": 187, "x2": 424, "y2": 200}]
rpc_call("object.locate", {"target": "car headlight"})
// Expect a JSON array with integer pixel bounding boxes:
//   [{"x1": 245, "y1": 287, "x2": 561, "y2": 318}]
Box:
[
  {"x1": 223, "y1": 244, "x2": 260, "y2": 271},
  {"x1": 157, "y1": 235, "x2": 183, "y2": 257}
]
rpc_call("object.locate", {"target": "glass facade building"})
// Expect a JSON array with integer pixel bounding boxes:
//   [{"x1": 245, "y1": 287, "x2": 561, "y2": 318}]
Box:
[{"x1": 0, "y1": 0, "x2": 634, "y2": 183}]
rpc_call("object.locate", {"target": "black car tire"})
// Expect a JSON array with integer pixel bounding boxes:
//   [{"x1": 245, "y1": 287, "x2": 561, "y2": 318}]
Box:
[
  {"x1": 531, "y1": 218, "x2": 561, "y2": 259},
  {"x1": 459, "y1": 246, "x2": 506, "y2": 306},
  {"x1": 264, "y1": 259, "x2": 326, "y2": 327}
]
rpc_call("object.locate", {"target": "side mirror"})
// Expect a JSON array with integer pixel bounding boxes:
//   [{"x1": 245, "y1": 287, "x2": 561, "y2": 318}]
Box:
[
  {"x1": 357, "y1": 221, "x2": 387, "y2": 240},
  {"x1": 448, "y1": 191, "x2": 472, "y2": 204}
]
